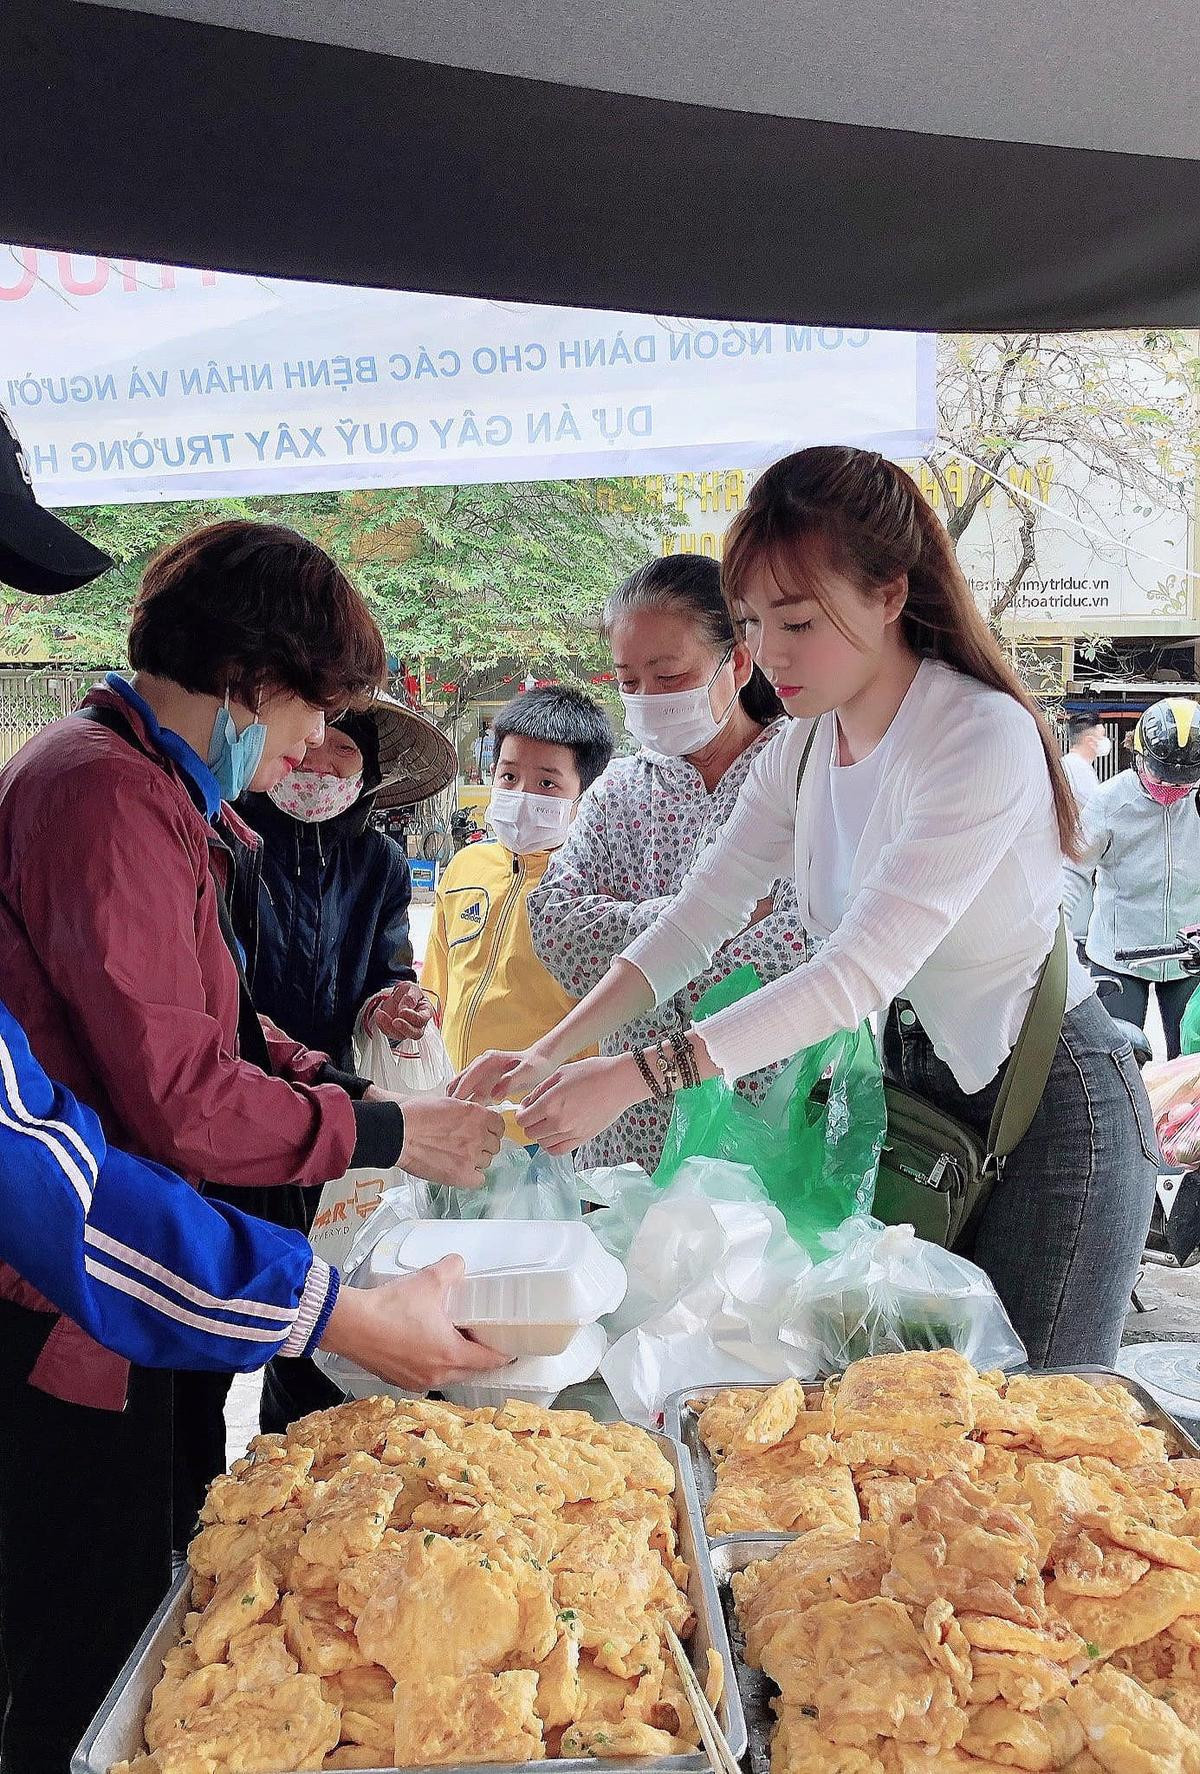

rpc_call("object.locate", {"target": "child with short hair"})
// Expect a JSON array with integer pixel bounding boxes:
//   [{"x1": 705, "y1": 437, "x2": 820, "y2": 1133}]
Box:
[{"x1": 421, "y1": 687, "x2": 615, "y2": 1135}]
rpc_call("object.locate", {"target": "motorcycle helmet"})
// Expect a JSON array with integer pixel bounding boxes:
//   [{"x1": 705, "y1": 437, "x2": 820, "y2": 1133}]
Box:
[{"x1": 1131, "y1": 698, "x2": 1200, "y2": 786}]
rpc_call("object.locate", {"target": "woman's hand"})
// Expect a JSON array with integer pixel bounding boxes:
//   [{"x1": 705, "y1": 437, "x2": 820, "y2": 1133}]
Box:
[
  {"x1": 515, "y1": 1055, "x2": 645, "y2": 1155},
  {"x1": 366, "y1": 982, "x2": 434, "y2": 1044},
  {"x1": 450, "y1": 1044, "x2": 557, "y2": 1107},
  {"x1": 320, "y1": 1256, "x2": 511, "y2": 1388}
]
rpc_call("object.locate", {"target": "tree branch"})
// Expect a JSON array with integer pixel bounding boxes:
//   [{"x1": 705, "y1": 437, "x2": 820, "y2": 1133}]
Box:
[{"x1": 989, "y1": 494, "x2": 1040, "y2": 625}]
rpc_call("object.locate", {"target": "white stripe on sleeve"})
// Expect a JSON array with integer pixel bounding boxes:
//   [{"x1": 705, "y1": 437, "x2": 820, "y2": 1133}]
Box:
[
  {"x1": 83, "y1": 1226, "x2": 297, "y2": 1326},
  {"x1": 0, "y1": 1033, "x2": 99, "y2": 1206},
  {"x1": 83, "y1": 1257, "x2": 286, "y2": 1344},
  {"x1": 279, "y1": 1258, "x2": 333, "y2": 1358}
]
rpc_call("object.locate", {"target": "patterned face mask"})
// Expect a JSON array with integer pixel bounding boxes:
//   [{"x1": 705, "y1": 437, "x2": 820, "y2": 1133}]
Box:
[
  {"x1": 1136, "y1": 763, "x2": 1197, "y2": 807},
  {"x1": 268, "y1": 767, "x2": 364, "y2": 822}
]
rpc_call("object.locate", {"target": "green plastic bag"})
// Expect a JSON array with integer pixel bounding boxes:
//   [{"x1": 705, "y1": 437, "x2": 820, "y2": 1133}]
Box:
[
  {"x1": 1182, "y1": 986, "x2": 1200, "y2": 1056},
  {"x1": 651, "y1": 965, "x2": 885, "y2": 1256}
]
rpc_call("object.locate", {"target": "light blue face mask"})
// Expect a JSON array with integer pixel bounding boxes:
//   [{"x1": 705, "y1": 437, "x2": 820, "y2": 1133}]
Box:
[{"x1": 208, "y1": 690, "x2": 267, "y2": 800}]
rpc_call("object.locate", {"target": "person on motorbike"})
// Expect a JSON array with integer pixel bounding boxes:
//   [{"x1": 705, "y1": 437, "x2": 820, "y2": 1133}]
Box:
[{"x1": 1067, "y1": 697, "x2": 1200, "y2": 1058}]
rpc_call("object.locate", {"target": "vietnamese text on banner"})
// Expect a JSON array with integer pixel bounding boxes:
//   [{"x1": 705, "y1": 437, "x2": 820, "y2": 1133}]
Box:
[{"x1": 1, "y1": 246, "x2": 935, "y2": 504}]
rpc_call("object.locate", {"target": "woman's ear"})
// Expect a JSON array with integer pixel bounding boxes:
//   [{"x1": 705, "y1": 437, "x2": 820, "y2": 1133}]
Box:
[
  {"x1": 881, "y1": 572, "x2": 910, "y2": 627},
  {"x1": 730, "y1": 639, "x2": 755, "y2": 687}
]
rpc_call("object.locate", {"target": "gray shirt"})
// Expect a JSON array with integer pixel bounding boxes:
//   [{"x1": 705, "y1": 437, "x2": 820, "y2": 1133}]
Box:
[{"x1": 1065, "y1": 767, "x2": 1200, "y2": 979}]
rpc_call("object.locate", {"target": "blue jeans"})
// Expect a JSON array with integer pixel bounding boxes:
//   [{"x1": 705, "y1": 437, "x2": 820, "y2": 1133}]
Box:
[{"x1": 885, "y1": 994, "x2": 1157, "y2": 1367}]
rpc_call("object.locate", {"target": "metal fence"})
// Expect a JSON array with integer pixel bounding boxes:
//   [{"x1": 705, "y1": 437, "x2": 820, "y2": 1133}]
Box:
[{"x1": 0, "y1": 668, "x2": 99, "y2": 765}]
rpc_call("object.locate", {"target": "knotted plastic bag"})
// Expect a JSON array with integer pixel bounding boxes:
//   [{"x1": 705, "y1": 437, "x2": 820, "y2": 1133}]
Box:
[
  {"x1": 1145, "y1": 1053, "x2": 1200, "y2": 1163},
  {"x1": 783, "y1": 1216, "x2": 1026, "y2": 1372}
]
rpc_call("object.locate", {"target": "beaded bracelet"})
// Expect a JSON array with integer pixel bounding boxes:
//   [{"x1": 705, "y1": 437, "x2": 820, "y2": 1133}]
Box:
[
  {"x1": 671, "y1": 1028, "x2": 701, "y2": 1090},
  {"x1": 631, "y1": 1044, "x2": 671, "y2": 1103}
]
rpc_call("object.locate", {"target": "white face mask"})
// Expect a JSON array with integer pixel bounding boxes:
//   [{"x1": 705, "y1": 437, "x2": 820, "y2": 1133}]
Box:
[
  {"x1": 487, "y1": 788, "x2": 575, "y2": 854},
  {"x1": 1095, "y1": 734, "x2": 1113, "y2": 759},
  {"x1": 620, "y1": 649, "x2": 737, "y2": 758}
]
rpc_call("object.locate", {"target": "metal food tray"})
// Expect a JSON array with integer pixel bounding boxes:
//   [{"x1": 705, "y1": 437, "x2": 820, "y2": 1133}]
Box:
[
  {"x1": 707, "y1": 1536, "x2": 793, "y2": 1774},
  {"x1": 665, "y1": 1381, "x2": 829, "y2": 1535},
  {"x1": 666, "y1": 1366, "x2": 1200, "y2": 1539},
  {"x1": 73, "y1": 1431, "x2": 747, "y2": 1774}
]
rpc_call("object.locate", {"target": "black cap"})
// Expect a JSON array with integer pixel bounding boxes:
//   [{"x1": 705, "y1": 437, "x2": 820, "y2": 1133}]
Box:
[{"x1": 0, "y1": 401, "x2": 113, "y2": 594}]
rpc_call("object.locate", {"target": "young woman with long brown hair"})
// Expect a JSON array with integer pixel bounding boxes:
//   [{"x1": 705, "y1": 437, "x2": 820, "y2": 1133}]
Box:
[{"x1": 455, "y1": 445, "x2": 1158, "y2": 1367}]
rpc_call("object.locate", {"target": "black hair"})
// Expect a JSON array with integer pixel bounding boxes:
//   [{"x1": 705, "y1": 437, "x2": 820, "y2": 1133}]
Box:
[
  {"x1": 492, "y1": 686, "x2": 615, "y2": 792},
  {"x1": 602, "y1": 554, "x2": 783, "y2": 726},
  {"x1": 1068, "y1": 714, "x2": 1105, "y2": 744}
]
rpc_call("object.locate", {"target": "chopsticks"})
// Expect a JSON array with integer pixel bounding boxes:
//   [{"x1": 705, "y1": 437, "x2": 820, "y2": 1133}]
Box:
[{"x1": 665, "y1": 1624, "x2": 740, "y2": 1774}]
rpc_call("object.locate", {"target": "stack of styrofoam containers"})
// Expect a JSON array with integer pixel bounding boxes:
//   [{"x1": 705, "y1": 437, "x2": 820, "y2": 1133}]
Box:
[{"x1": 362, "y1": 1219, "x2": 627, "y2": 1409}]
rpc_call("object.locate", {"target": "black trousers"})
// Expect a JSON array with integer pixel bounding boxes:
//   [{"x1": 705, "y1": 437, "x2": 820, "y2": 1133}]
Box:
[
  {"x1": 1090, "y1": 963, "x2": 1200, "y2": 1061},
  {"x1": 245, "y1": 1181, "x2": 342, "y2": 1440},
  {"x1": 169, "y1": 1180, "x2": 327, "y2": 1549},
  {"x1": 172, "y1": 1367, "x2": 234, "y2": 1552},
  {"x1": 0, "y1": 1302, "x2": 173, "y2": 1774}
]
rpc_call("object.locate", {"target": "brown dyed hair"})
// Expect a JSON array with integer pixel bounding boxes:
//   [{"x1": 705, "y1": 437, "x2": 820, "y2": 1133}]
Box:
[
  {"x1": 128, "y1": 520, "x2": 386, "y2": 711},
  {"x1": 723, "y1": 447, "x2": 1081, "y2": 857}
]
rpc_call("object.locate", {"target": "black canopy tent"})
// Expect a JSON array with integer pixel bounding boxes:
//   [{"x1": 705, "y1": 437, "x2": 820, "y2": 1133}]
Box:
[{"x1": 2, "y1": 0, "x2": 1199, "y2": 328}]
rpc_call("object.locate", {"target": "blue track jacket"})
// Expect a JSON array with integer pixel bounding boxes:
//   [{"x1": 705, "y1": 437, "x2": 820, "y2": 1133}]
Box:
[{"x1": 0, "y1": 1000, "x2": 339, "y2": 1373}]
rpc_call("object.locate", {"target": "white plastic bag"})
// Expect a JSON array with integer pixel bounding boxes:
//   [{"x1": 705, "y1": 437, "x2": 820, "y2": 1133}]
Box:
[
  {"x1": 352, "y1": 1021, "x2": 454, "y2": 1098},
  {"x1": 313, "y1": 1153, "x2": 592, "y2": 1399},
  {"x1": 785, "y1": 1217, "x2": 1027, "y2": 1372},
  {"x1": 313, "y1": 1179, "x2": 438, "y2": 1397},
  {"x1": 308, "y1": 1023, "x2": 451, "y2": 1271},
  {"x1": 581, "y1": 1157, "x2": 820, "y2": 1427}
]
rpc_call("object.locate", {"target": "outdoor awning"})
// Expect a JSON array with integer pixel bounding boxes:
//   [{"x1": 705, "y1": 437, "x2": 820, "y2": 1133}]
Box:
[{"x1": 4, "y1": 0, "x2": 1199, "y2": 329}]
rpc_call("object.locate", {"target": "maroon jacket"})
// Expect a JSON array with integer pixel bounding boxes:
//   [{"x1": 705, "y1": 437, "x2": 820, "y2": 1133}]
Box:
[{"x1": 0, "y1": 684, "x2": 400, "y2": 1407}]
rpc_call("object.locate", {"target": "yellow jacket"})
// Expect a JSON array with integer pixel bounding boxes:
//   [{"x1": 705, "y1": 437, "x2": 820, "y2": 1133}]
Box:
[{"x1": 421, "y1": 843, "x2": 590, "y2": 1139}]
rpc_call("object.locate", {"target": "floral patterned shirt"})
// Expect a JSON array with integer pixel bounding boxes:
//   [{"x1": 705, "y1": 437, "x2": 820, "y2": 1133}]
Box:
[{"x1": 526, "y1": 722, "x2": 809, "y2": 1172}]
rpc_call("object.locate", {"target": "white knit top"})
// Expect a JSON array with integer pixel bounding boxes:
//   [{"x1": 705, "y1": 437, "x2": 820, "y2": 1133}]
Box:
[{"x1": 623, "y1": 659, "x2": 1094, "y2": 1094}]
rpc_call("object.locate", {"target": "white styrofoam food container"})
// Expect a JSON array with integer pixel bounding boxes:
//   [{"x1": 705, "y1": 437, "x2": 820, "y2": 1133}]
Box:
[
  {"x1": 317, "y1": 1321, "x2": 608, "y2": 1410},
  {"x1": 364, "y1": 1219, "x2": 628, "y2": 1356},
  {"x1": 442, "y1": 1321, "x2": 608, "y2": 1411}
]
